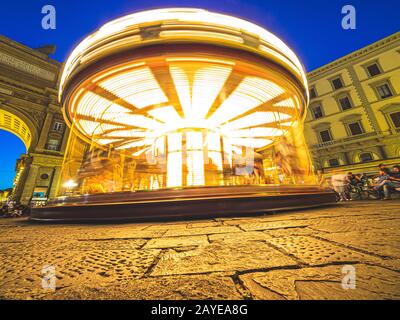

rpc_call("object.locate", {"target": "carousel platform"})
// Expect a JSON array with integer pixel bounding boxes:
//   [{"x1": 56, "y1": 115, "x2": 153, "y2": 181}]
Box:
[{"x1": 30, "y1": 185, "x2": 336, "y2": 222}]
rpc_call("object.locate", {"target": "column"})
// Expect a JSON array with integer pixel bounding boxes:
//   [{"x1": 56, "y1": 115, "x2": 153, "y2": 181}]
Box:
[
  {"x1": 378, "y1": 146, "x2": 388, "y2": 160},
  {"x1": 48, "y1": 166, "x2": 62, "y2": 200},
  {"x1": 36, "y1": 111, "x2": 54, "y2": 150},
  {"x1": 343, "y1": 152, "x2": 351, "y2": 165},
  {"x1": 20, "y1": 164, "x2": 40, "y2": 205}
]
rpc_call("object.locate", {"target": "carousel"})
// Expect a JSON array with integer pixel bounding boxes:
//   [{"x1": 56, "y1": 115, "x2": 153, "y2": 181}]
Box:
[{"x1": 31, "y1": 8, "x2": 335, "y2": 221}]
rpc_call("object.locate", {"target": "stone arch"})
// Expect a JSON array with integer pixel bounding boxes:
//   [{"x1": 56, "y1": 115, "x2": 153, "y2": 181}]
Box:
[{"x1": 0, "y1": 104, "x2": 39, "y2": 153}]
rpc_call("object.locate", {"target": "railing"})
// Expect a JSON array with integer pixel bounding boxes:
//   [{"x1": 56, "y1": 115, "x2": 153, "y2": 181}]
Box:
[{"x1": 310, "y1": 132, "x2": 379, "y2": 149}]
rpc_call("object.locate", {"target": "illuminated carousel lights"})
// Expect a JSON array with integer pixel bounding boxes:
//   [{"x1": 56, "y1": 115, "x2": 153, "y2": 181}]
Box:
[
  {"x1": 30, "y1": 8, "x2": 337, "y2": 222},
  {"x1": 59, "y1": 8, "x2": 309, "y2": 100}
]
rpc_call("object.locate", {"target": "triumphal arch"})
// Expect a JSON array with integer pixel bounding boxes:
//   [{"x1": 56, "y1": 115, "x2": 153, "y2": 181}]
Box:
[{"x1": 0, "y1": 35, "x2": 68, "y2": 205}]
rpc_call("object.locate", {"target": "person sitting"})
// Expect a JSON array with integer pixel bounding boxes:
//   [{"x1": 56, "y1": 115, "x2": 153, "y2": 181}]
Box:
[
  {"x1": 381, "y1": 165, "x2": 400, "y2": 200},
  {"x1": 344, "y1": 172, "x2": 355, "y2": 200},
  {"x1": 351, "y1": 173, "x2": 364, "y2": 199},
  {"x1": 369, "y1": 168, "x2": 391, "y2": 199},
  {"x1": 331, "y1": 171, "x2": 350, "y2": 202}
]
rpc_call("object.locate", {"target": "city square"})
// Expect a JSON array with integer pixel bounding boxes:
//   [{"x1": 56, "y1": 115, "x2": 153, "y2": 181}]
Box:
[{"x1": 1, "y1": 201, "x2": 399, "y2": 300}]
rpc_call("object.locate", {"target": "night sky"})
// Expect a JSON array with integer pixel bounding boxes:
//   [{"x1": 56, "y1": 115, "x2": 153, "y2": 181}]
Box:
[{"x1": 0, "y1": 0, "x2": 399, "y2": 189}]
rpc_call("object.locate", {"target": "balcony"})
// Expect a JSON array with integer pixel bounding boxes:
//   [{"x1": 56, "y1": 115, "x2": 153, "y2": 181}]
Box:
[{"x1": 310, "y1": 132, "x2": 379, "y2": 150}]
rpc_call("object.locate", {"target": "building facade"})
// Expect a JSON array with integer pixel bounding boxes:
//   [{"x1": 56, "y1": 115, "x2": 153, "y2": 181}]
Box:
[
  {"x1": 0, "y1": 35, "x2": 68, "y2": 205},
  {"x1": 305, "y1": 32, "x2": 400, "y2": 175}
]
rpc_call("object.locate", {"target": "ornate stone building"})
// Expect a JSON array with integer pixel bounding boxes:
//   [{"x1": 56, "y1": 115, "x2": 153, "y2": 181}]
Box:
[
  {"x1": 0, "y1": 35, "x2": 68, "y2": 205},
  {"x1": 305, "y1": 32, "x2": 400, "y2": 175}
]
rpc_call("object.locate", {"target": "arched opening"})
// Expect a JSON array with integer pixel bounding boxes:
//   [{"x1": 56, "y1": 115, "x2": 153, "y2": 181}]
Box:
[
  {"x1": 0, "y1": 109, "x2": 32, "y2": 150},
  {"x1": 0, "y1": 129, "x2": 26, "y2": 203},
  {"x1": 0, "y1": 108, "x2": 36, "y2": 204}
]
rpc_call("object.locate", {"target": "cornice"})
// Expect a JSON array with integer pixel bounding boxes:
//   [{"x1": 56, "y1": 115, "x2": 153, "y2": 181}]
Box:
[
  {"x1": 0, "y1": 34, "x2": 61, "y2": 67},
  {"x1": 307, "y1": 32, "x2": 400, "y2": 79}
]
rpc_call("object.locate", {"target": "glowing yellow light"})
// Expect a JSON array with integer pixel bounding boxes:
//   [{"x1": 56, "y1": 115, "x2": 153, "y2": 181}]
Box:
[
  {"x1": 63, "y1": 180, "x2": 78, "y2": 189},
  {"x1": 60, "y1": 9, "x2": 311, "y2": 191},
  {"x1": 99, "y1": 67, "x2": 168, "y2": 108},
  {"x1": 167, "y1": 133, "x2": 182, "y2": 187},
  {"x1": 59, "y1": 8, "x2": 308, "y2": 103}
]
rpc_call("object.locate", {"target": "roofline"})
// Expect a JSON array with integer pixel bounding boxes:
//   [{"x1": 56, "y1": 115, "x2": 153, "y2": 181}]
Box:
[
  {"x1": 307, "y1": 31, "x2": 400, "y2": 78},
  {"x1": 0, "y1": 34, "x2": 61, "y2": 66}
]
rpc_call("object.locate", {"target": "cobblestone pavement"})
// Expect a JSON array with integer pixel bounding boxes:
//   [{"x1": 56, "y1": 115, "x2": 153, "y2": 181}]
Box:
[{"x1": 1, "y1": 201, "x2": 399, "y2": 300}]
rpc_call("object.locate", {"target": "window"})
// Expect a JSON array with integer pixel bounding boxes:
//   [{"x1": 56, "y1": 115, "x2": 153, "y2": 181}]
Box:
[
  {"x1": 389, "y1": 111, "x2": 400, "y2": 128},
  {"x1": 40, "y1": 174, "x2": 49, "y2": 180},
  {"x1": 331, "y1": 77, "x2": 344, "y2": 90},
  {"x1": 338, "y1": 96, "x2": 352, "y2": 111},
  {"x1": 311, "y1": 105, "x2": 323, "y2": 119},
  {"x1": 376, "y1": 84, "x2": 393, "y2": 99},
  {"x1": 53, "y1": 122, "x2": 64, "y2": 132},
  {"x1": 348, "y1": 121, "x2": 363, "y2": 136},
  {"x1": 319, "y1": 129, "x2": 332, "y2": 142},
  {"x1": 309, "y1": 87, "x2": 317, "y2": 99},
  {"x1": 360, "y1": 153, "x2": 373, "y2": 162},
  {"x1": 328, "y1": 158, "x2": 340, "y2": 167},
  {"x1": 46, "y1": 139, "x2": 60, "y2": 151},
  {"x1": 366, "y1": 63, "x2": 381, "y2": 77}
]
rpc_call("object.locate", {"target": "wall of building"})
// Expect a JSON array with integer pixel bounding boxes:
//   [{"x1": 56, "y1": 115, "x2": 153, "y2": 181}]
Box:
[
  {"x1": 0, "y1": 35, "x2": 68, "y2": 205},
  {"x1": 305, "y1": 32, "x2": 400, "y2": 175}
]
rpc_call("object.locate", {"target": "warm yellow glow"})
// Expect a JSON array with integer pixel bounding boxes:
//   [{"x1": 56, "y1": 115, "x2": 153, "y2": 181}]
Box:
[
  {"x1": 99, "y1": 67, "x2": 168, "y2": 108},
  {"x1": 60, "y1": 8, "x2": 312, "y2": 192},
  {"x1": 59, "y1": 8, "x2": 308, "y2": 102},
  {"x1": 167, "y1": 133, "x2": 183, "y2": 187},
  {"x1": 208, "y1": 77, "x2": 284, "y2": 126},
  {"x1": 66, "y1": 57, "x2": 303, "y2": 188},
  {"x1": 0, "y1": 109, "x2": 32, "y2": 150},
  {"x1": 63, "y1": 180, "x2": 78, "y2": 189}
]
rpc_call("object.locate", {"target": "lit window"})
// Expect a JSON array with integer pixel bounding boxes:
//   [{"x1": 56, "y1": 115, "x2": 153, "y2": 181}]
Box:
[
  {"x1": 53, "y1": 122, "x2": 64, "y2": 132},
  {"x1": 331, "y1": 77, "x2": 343, "y2": 90},
  {"x1": 338, "y1": 96, "x2": 352, "y2": 111},
  {"x1": 360, "y1": 153, "x2": 373, "y2": 162},
  {"x1": 319, "y1": 129, "x2": 332, "y2": 142},
  {"x1": 389, "y1": 111, "x2": 400, "y2": 128},
  {"x1": 311, "y1": 105, "x2": 323, "y2": 119},
  {"x1": 328, "y1": 158, "x2": 339, "y2": 167},
  {"x1": 46, "y1": 139, "x2": 60, "y2": 151},
  {"x1": 348, "y1": 122, "x2": 363, "y2": 136},
  {"x1": 366, "y1": 63, "x2": 381, "y2": 77},
  {"x1": 376, "y1": 84, "x2": 393, "y2": 99}
]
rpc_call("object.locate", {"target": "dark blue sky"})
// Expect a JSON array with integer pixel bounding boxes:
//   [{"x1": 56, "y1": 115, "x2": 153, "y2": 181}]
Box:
[
  {"x1": 0, "y1": 0, "x2": 399, "y2": 189},
  {"x1": 0, "y1": 130, "x2": 25, "y2": 189},
  {"x1": 1, "y1": 0, "x2": 400, "y2": 70}
]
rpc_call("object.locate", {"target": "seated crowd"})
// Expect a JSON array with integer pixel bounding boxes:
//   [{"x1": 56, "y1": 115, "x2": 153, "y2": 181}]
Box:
[{"x1": 322, "y1": 164, "x2": 400, "y2": 201}]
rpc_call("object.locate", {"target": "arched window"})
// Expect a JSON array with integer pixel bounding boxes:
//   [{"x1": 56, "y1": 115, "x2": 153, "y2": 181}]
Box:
[
  {"x1": 328, "y1": 158, "x2": 340, "y2": 167},
  {"x1": 360, "y1": 152, "x2": 373, "y2": 162}
]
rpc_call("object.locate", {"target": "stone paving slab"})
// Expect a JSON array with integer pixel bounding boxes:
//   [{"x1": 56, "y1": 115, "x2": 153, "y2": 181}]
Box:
[
  {"x1": 1, "y1": 274, "x2": 242, "y2": 300},
  {"x1": 0, "y1": 201, "x2": 399, "y2": 300},
  {"x1": 151, "y1": 241, "x2": 297, "y2": 276},
  {"x1": 144, "y1": 235, "x2": 209, "y2": 249},
  {"x1": 240, "y1": 264, "x2": 400, "y2": 300},
  {"x1": 163, "y1": 225, "x2": 241, "y2": 237},
  {"x1": 316, "y1": 231, "x2": 400, "y2": 259}
]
